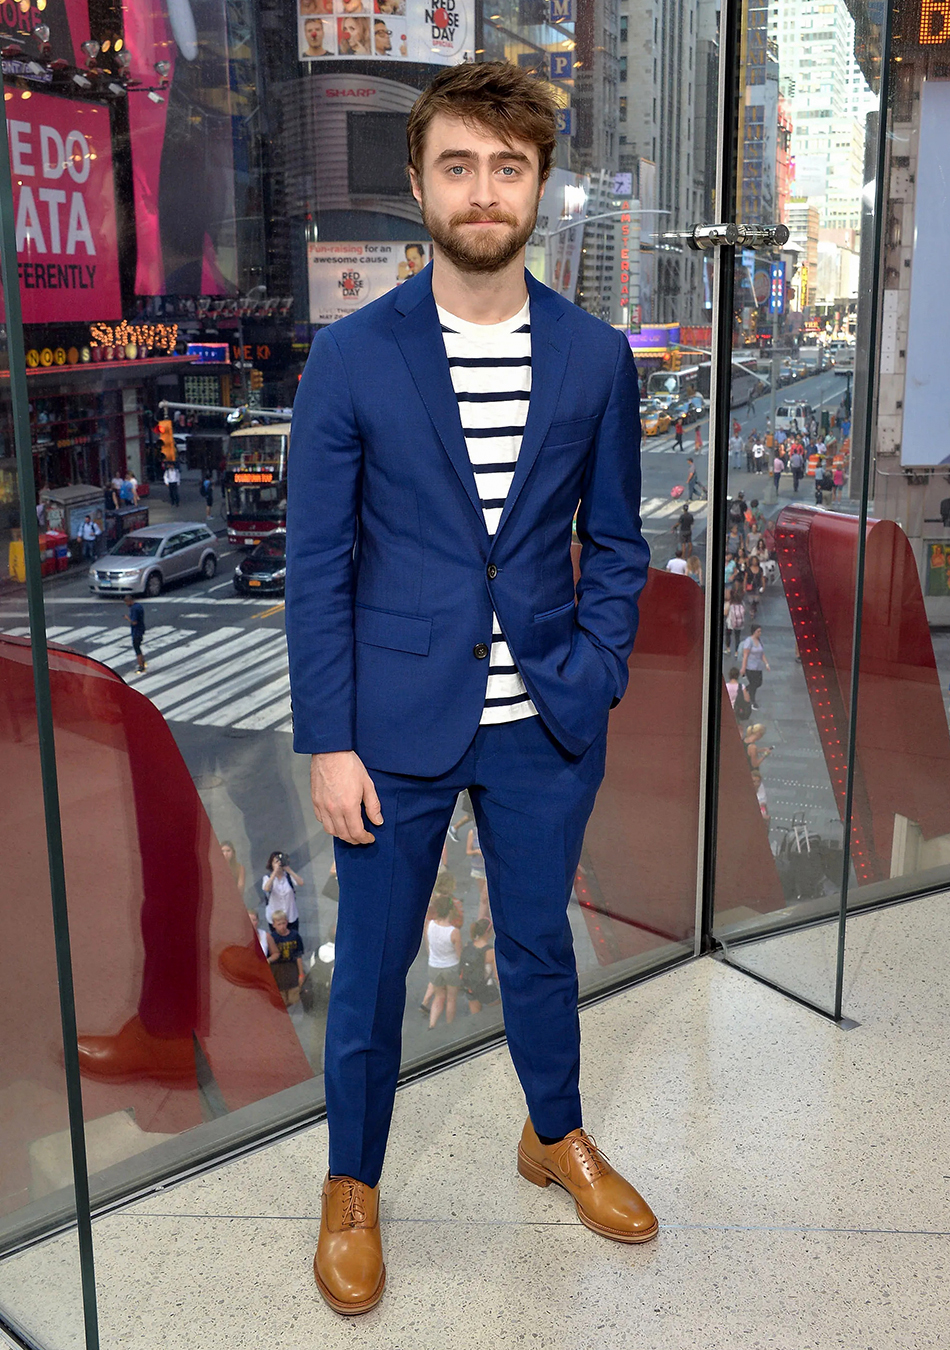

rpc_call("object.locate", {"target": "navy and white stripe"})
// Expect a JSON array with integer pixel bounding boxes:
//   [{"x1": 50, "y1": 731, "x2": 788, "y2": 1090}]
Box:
[{"x1": 438, "y1": 298, "x2": 538, "y2": 725}]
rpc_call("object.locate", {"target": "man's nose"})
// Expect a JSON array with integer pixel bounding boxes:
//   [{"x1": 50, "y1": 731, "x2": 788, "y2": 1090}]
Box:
[{"x1": 468, "y1": 169, "x2": 499, "y2": 209}]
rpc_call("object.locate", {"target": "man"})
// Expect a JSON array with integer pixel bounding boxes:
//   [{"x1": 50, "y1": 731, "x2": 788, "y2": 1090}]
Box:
[
  {"x1": 120, "y1": 471, "x2": 139, "y2": 506},
  {"x1": 124, "y1": 594, "x2": 146, "y2": 673},
  {"x1": 78, "y1": 514, "x2": 101, "y2": 562},
  {"x1": 672, "y1": 504, "x2": 694, "y2": 557},
  {"x1": 163, "y1": 459, "x2": 181, "y2": 506},
  {"x1": 752, "y1": 437, "x2": 767, "y2": 474},
  {"x1": 788, "y1": 443, "x2": 804, "y2": 493},
  {"x1": 666, "y1": 545, "x2": 688, "y2": 575},
  {"x1": 685, "y1": 456, "x2": 705, "y2": 500},
  {"x1": 405, "y1": 243, "x2": 426, "y2": 275},
  {"x1": 728, "y1": 430, "x2": 743, "y2": 471},
  {"x1": 286, "y1": 62, "x2": 655, "y2": 1318},
  {"x1": 373, "y1": 17, "x2": 391, "y2": 54},
  {"x1": 303, "y1": 16, "x2": 332, "y2": 55},
  {"x1": 673, "y1": 416, "x2": 684, "y2": 452}
]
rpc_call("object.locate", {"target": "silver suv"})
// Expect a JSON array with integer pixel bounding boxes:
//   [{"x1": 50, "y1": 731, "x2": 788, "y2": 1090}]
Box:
[{"x1": 89, "y1": 522, "x2": 218, "y2": 597}]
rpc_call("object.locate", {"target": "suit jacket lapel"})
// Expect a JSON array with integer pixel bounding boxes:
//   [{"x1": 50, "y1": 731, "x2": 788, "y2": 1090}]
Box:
[
  {"x1": 392, "y1": 270, "x2": 488, "y2": 532},
  {"x1": 492, "y1": 273, "x2": 571, "y2": 544}
]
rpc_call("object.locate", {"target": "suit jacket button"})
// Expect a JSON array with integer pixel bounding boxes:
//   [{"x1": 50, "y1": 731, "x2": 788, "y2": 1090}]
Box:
[
  {"x1": 473, "y1": 642, "x2": 489, "y2": 659},
  {"x1": 486, "y1": 563, "x2": 497, "y2": 579}
]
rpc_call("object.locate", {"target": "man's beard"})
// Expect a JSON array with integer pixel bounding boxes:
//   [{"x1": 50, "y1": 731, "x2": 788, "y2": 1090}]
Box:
[{"x1": 420, "y1": 199, "x2": 540, "y2": 273}]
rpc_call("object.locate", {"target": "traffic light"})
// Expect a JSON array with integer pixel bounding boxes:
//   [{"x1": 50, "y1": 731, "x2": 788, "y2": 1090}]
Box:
[
  {"x1": 249, "y1": 369, "x2": 263, "y2": 391},
  {"x1": 671, "y1": 349, "x2": 682, "y2": 371},
  {"x1": 157, "y1": 418, "x2": 175, "y2": 461}
]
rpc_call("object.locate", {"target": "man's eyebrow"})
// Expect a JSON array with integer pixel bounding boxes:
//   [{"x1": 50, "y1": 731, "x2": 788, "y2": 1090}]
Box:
[{"x1": 432, "y1": 148, "x2": 532, "y2": 165}]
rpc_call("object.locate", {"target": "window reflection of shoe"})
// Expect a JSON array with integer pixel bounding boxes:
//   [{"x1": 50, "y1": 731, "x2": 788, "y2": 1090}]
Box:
[
  {"x1": 447, "y1": 825, "x2": 459, "y2": 843},
  {"x1": 218, "y1": 943, "x2": 284, "y2": 1009},
  {"x1": 76, "y1": 1015, "x2": 196, "y2": 1088}
]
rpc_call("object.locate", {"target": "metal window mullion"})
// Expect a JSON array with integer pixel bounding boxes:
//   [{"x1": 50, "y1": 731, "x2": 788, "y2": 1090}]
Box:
[{"x1": 0, "y1": 93, "x2": 100, "y2": 1349}]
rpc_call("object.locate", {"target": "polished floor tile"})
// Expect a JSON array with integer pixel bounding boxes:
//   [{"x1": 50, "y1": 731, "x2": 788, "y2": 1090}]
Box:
[{"x1": 1, "y1": 892, "x2": 949, "y2": 1349}]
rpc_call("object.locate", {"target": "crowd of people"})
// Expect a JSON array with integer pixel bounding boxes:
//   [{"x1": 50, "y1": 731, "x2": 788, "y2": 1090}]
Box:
[{"x1": 728, "y1": 415, "x2": 846, "y2": 505}]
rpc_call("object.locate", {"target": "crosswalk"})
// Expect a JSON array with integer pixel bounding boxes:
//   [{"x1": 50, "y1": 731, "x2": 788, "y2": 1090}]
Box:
[
  {"x1": 2, "y1": 621, "x2": 295, "y2": 735},
  {"x1": 639, "y1": 497, "x2": 708, "y2": 529}
]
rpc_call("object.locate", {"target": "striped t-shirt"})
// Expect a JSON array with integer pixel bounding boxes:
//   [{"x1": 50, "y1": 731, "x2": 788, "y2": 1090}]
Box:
[{"x1": 438, "y1": 297, "x2": 538, "y2": 725}]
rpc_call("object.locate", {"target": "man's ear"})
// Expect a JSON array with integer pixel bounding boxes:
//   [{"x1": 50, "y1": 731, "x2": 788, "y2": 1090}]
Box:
[{"x1": 408, "y1": 165, "x2": 422, "y2": 207}]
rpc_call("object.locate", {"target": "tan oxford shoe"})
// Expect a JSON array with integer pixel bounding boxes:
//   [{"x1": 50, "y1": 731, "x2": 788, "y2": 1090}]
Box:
[
  {"x1": 314, "y1": 1174, "x2": 385, "y2": 1315},
  {"x1": 517, "y1": 1119, "x2": 659, "y2": 1244}
]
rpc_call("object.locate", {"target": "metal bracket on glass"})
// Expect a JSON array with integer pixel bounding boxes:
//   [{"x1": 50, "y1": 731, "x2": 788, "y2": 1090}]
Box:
[
  {"x1": 687, "y1": 223, "x2": 739, "y2": 250},
  {"x1": 735, "y1": 223, "x2": 790, "y2": 249}
]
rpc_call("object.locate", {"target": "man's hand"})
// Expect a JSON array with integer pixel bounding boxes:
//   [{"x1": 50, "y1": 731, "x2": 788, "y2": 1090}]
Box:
[{"x1": 310, "y1": 751, "x2": 383, "y2": 846}]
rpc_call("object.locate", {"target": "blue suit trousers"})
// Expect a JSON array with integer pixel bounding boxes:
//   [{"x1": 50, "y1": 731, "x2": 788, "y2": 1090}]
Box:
[{"x1": 326, "y1": 713, "x2": 608, "y2": 1187}]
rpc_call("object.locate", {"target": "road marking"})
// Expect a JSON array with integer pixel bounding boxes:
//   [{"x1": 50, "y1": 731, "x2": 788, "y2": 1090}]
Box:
[
  {"x1": 207, "y1": 579, "x2": 235, "y2": 593},
  {"x1": 163, "y1": 649, "x2": 289, "y2": 721},
  {"x1": 233, "y1": 693, "x2": 293, "y2": 732},
  {"x1": 154, "y1": 637, "x2": 287, "y2": 715},
  {"x1": 132, "y1": 628, "x2": 247, "y2": 696},
  {"x1": 195, "y1": 672, "x2": 291, "y2": 727},
  {"x1": 253, "y1": 602, "x2": 285, "y2": 620}
]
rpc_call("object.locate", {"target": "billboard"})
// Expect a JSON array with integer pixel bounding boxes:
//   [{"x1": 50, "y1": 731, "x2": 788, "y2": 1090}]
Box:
[
  {"x1": 4, "y1": 92, "x2": 122, "y2": 323},
  {"x1": 124, "y1": 0, "x2": 237, "y2": 296},
  {"x1": 307, "y1": 241, "x2": 432, "y2": 323},
  {"x1": 297, "y1": 0, "x2": 473, "y2": 64}
]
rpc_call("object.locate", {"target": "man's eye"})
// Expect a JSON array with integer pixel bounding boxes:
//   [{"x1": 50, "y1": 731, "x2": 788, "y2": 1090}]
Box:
[
  {"x1": 499, "y1": 166, "x2": 517, "y2": 176},
  {"x1": 448, "y1": 165, "x2": 466, "y2": 175}
]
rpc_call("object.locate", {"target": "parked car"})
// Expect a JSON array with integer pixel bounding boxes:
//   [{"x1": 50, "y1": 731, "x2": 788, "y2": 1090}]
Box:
[
  {"x1": 233, "y1": 530, "x2": 286, "y2": 596},
  {"x1": 89, "y1": 522, "x2": 217, "y2": 597},
  {"x1": 640, "y1": 401, "x2": 672, "y2": 436}
]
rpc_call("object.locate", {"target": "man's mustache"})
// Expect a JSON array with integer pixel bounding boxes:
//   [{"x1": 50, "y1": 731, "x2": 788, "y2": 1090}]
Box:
[{"x1": 448, "y1": 209, "x2": 520, "y2": 228}]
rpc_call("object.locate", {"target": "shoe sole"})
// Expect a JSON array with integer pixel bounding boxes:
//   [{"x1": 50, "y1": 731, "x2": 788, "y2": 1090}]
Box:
[
  {"x1": 517, "y1": 1146, "x2": 659, "y2": 1245},
  {"x1": 313, "y1": 1259, "x2": 385, "y2": 1315}
]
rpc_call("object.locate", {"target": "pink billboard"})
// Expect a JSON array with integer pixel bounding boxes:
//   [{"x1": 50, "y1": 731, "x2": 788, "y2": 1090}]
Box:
[{"x1": 5, "y1": 91, "x2": 122, "y2": 323}]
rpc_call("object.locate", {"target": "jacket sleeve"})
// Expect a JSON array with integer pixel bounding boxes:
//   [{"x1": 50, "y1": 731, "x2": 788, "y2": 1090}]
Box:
[
  {"x1": 573, "y1": 334, "x2": 651, "y2": 706},
  {"x1": 285, "y1": 327, "x2": 362, "y2": 754}
]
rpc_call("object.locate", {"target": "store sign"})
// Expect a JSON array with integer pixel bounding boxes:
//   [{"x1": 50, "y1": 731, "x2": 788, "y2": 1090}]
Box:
[
  {"x1": 307, "y1": 241, "x2": 432, "y2": 323},
  {"x1": 769, "y1": 261, "x2": 786, "y2": 314},
  {"x1": 234, "y1": 471, "x2": 275, "y2": 484},
  {"x1": 549, "y1": 50, "x2": 574, "y2": 80},
  {"x1": 920, "y1": 0, "x2": 950, "y2": 43},
  {"x1": 187, "y1": 342, "x2": 231, "y2": 363},
  {"x1": 4, "y1": 92, "x2": 121, "y2": 324},
  {"x1": 297, "y1": 0, "x2": 472, "y2": 65}
]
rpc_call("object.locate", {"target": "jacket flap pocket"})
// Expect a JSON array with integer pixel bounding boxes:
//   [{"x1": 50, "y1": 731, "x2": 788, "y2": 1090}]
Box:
[
  {"x1": 355, "y1": 604, "x2": 431, "y2": 655},
  {"x1": 544, "y1": 415, "x2": 598, "y2": 448}
]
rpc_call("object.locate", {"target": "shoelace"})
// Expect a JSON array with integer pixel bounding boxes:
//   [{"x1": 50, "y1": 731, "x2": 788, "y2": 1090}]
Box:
[
  {"x1": 558, "y1": 1131, "x2": 609, "y2": 1182},
  {"x1": 338, "y1": 1178, "x2": 367, "y2": 1228}
]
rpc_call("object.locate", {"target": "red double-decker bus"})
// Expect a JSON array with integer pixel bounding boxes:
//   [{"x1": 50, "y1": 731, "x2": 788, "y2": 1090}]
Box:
[{"x1": 223, "y1": 423, "x2": 290, "y2": 547}]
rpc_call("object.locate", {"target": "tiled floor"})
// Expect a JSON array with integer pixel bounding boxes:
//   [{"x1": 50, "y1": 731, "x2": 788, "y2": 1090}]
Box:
[{"x1": 2, "y1": 892, "x2": 949, "y2": 1350}]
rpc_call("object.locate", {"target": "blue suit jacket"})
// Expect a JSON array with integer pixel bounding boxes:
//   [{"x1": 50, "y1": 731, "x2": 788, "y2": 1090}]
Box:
[{"x1": 285, "y1": 265, "x2": 650, "y2": 777}]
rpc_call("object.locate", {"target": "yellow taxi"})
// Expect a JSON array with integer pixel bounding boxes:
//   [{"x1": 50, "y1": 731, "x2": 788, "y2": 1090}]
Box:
[{"x1": 640, "y1": 401, "x2": 672, "y2": 436}]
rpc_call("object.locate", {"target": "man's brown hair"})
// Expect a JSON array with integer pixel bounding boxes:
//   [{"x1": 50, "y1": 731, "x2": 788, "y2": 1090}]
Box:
[{"x1": 407, "y1": 61, "x2": 559, "y2": 182}]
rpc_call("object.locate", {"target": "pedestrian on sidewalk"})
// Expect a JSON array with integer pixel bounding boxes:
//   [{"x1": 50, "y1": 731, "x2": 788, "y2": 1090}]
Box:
[
  {"x1": 673, "y1": 417, "x2": 684, "y2": 452},
  {"x1": 729, "y1": 430, "x2": 743, "y2": 471},
  {"x1": 789, "y1": 445, "x2": 804, "y2": 492},
  {"x1": 666, "y1": 546, "x2": 689, "y2": 576},
  {"x1": 124, "y1": 594, "x2": 146, "y2": 673},
  {"x1": 724, "y1": 584, "x2": 746, "y2": 655},
  {"x1": 752, "y1": 437, "x2": 767, "y2": 474},
  {"x1": 78, "y1": 514, "x2": 102, "y2": 561},
  {"x1": 163, "y1": 460, "x2": 181, "y2": 507},
  {"x1": 772, "y1": 452, "x2": 784, "y2": 493},
  {"x1": 201, "y1": 474, "x2": 214, "y2": 520},
  {"x1": 739, "y1": 624, "x2": 770, "y2": 708}
]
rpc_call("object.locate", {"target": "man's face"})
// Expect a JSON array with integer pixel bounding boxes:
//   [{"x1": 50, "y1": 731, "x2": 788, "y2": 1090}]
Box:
[
  {"x1": 409, "y1": 114, "x2": 544, "y2": 274},
  {"x1": 305, "y1": 18, "x2": 323, "y2": 48},
  {"x1": 405, "y1": 245, "x2": 424, "y2": 273},
  {"x1": 374, "y1": 20, "x2": 391, "y2": 52}
]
